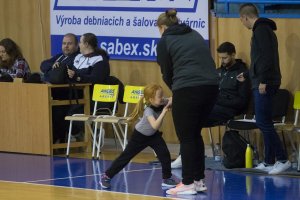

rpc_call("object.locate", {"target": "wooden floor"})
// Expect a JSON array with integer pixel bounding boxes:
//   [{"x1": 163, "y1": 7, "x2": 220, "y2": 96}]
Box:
[{"x1": 0, "y1": 181, "x2": 173, "y2": 200}]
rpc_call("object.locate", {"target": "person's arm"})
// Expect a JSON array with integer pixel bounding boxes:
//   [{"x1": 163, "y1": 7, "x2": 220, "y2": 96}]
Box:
[
  {"x1": 217, "y1": 68, "x2": 251, "y2": 110},
  {"x1": 14, "y1": 59, "x2": 29, "y2": 78},
  {"x1": 40, "y1": 54, "x2": 61, "y2": 73},
  {"x1": 254, "y1": 26, "x2": 275, "y2": 84},
  {"x1": 72, "y1": 58, "x2": 110, "y2": 84},
  {"x1": 147, "y1": 105, "x2": 170, "y2": 130},
  {"x1": 157, "y1": 38, "x2": 173, "y2": 90}
]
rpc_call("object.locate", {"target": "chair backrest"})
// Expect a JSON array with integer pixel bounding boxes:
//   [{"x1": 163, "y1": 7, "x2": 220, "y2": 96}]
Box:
[
  {"x1": 122, "y1": 85, "x2": 145, "y2": 117},
  {"x1": 293, "y1": 91, "x2": 300, "y2": 126},
  {"x1": 92, "y1": 84, "x2": 119, "y2": 116},
  {"x1": 106, "y1": 76, "x2": 125, "y2": 104},
  {"x1": 272, "y1": 88, "x2": 290, "y2": 123}
]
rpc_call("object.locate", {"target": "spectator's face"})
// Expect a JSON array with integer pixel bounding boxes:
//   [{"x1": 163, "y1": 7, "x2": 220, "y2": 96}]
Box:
[
  {"x1": 218, "y1": 52, "x2": 235, "y2": 68},
  {"x1": 79, "y1": 36, "x2": 87, "y2": 54},
  {"x1": 0, "y1": 45, "x2": 9, "y2": 61},
  {"x1": 62, "y1": 36, "x2": 78, "y2": 56}
]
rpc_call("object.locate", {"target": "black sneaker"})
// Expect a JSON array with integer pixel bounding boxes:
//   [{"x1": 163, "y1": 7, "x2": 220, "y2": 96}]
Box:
[
  {"x1": 100, "y1": 174, "x2": 111, "y2": 189},
  {"x1": 161, "y1": 178, "x2": 178, "y2": 188}
]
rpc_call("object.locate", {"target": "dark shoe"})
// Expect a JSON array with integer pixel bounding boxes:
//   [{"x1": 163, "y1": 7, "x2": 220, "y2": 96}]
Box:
[
  {"x1": 100, "y1": 174, "x2": 111, "y2": 189},
  {"x1": 162, "y1": 178, "x2": 178, "y2": 188}
]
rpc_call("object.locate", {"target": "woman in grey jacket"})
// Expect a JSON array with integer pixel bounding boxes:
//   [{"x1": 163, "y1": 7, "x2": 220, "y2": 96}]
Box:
[{"x1": 156, "y1": 9, "x2": 219, "y2": 195}]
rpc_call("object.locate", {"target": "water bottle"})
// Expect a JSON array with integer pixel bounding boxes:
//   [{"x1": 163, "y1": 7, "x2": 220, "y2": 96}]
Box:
[
  {"x1": 252, "y1": 146, "x2": 259, "y2": 167},
  {"x1": 214, "y1": 143, "x2": 222, "y2": 161},
  {"x1": 290, "y1": 150, "x2": 297, "y2": 169},
  {"x1": 245, "y1": 144, "x2": 253, "y2": 168}
]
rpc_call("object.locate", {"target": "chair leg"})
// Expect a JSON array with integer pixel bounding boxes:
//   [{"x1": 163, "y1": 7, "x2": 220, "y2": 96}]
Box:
[
  {"x1": 92, "y1": 122, "x2": 98, "y2": 159},
  {"x1": 298, "y1": 136, "x2": 300, "y2": 172},
  {"x1": 96, "y1": 122, "x2": 104, "y2": 159},
  {"x1": 66, "y1": 121, "x2": 73, "y2": 157},
  {"x1": 208, "y1": 128, "x2": 215, "y2": 157}
]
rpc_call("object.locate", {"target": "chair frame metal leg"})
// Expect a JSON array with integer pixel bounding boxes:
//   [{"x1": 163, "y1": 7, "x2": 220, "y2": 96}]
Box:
[
  {"x1": 92, "y1": 121, "x2": 98, "y2": 159},
  {"x1": 66, "y1": 121, "x2": 73, "y2": 157}
]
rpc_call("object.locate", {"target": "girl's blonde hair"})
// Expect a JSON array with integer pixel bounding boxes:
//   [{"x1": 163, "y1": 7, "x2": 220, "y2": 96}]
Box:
[
  {"x1": 157, "y1": 9, "x2": 179, "y2": 28},
  {"x1": 128, "y1": 83, "x2": 162, "y2": 122}
]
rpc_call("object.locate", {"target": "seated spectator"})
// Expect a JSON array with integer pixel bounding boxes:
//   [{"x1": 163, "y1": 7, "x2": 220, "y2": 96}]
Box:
[
  {"x1": 40, "y1": 33, "x2": 79, "y2": 83},
  {"x1": 66, "y1": 33, "x2": 111, "y2": 142},
  {"x1": 67, "y1": 32, "x2": 110, "y2": 86},
  {"x1": 0, "y1": 38, "x2": 31, "y2": 81},
  {"x1": 171, "y1": 42, "x2": 251, "y2": 168},
  {"x1": 206, "y1": 41, "x2": 251, "y2": 126},
  {"x1": 39, "y1": 33, "x2": 79, "y2": 144}
]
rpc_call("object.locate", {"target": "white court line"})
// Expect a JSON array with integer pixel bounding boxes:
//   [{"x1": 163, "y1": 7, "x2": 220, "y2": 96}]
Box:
[
  {"x1": 0, "y1": 180, "x2": 175, "y2": 199},
  {"x1": 26, "y1": 167, "x2": 162, "y2": 183}
]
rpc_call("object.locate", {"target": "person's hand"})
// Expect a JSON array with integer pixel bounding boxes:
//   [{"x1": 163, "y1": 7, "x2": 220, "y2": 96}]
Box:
[
  {"x1": 259, "y1": 83, "x2": 266, "y2": 94},
  {"x1": 162, "y1": 104, "x2": 171, "y2": 114},
  {"x1": 166, "y1": 97, "x2": 173, "y2": 108},
  {"x1": 67, "y1": 68, "x2": 75, "y2": 78},
  {"x1": 236, "y1": 72, "x2": 246, "y2": 82},
  {"x1": 52, "y1": 62, "x2": 60, "y2": 69}
]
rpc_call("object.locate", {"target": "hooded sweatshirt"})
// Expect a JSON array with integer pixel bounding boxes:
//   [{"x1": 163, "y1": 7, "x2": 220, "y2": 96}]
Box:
[
  {"x1": 250, "y1": 18, "x2": 281, "y2": 88},
  {"x1": 156, "y1": 23, "x2": 218, "y2": 91}
]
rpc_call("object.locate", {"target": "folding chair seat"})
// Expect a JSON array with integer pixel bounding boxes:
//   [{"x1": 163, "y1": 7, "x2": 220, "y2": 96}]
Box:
[
  {"x1": 228, "y1": 89, "x2": 290, "y2": 131},
  {"x1": 92, "y1": 85, "x2": 144, "y2": 159},
  {"x1": 227, "y1": 89, "x2": 290, "y2": 158},
  {"x1": 65, "y1": 84, "x2": 119, "y2": 157}
]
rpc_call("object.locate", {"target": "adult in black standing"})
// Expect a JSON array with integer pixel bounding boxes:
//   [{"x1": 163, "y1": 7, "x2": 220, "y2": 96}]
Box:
[
  {"x1": 156, "y1": 9, "x2": 219, "y2": 195},
  {"x1": 238, "y1": 3, "x2": 290, "y2": 174}
]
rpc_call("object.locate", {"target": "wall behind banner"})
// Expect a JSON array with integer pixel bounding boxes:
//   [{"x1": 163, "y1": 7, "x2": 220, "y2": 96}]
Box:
[{"x1": 1, "y1": 0, "x2": 300, "y2": 144}]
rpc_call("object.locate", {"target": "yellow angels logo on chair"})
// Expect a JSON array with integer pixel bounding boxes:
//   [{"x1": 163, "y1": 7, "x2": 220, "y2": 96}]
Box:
[
  {"x1": 123, "y1": 85, "x2": 145, "y2": 104},
  {"x1": 93, "y1": 84, "x2": 119, "y2": 102}
]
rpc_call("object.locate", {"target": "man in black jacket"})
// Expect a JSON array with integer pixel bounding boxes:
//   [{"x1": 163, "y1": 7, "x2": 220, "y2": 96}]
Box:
[
  {"x1": 238, "y1": 3, "x2": 290, "y2": 174},
  {"x1": 206, "y1": 42, "x2": 250, "y2": 126},
  {"x1": 40, "y1": 33, "x2": 79, "y2": 144},
  {"x1": 171, "y1": 42, "x2": 251, "y2": 169},
  {"x1": 40, "y1": 33, "x2": 79, "y2": 83}
]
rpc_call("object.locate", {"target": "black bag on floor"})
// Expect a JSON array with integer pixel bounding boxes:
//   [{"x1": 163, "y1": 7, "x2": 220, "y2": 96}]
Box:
[{"x1": 222, "y1": 130, "x2": 248, "y2": 169}]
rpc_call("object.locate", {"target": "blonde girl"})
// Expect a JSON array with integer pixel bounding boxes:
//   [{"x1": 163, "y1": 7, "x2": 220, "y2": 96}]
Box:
[{"x1": 100, "y1": 83, "x2": 177, "y2": 189}]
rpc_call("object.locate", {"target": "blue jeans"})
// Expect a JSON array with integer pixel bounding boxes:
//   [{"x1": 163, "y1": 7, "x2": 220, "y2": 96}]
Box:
[{"x1": 253, "y1": 86, "x2": 287, "y2": 164}]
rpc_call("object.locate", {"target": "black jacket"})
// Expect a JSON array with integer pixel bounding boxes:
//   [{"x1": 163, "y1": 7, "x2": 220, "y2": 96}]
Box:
[
  {"x1": 40, "y1": 51, "x2": 79, "y2": 82},
  {"x1": 157, "y1": 23, "x2": 218, "y2": 91},
  {"x1": 250, "y1": 18, "x2": 281, "y2": 88},
  {"x1": 216, "y1": 59, "x2": 251, "y2": 113}
]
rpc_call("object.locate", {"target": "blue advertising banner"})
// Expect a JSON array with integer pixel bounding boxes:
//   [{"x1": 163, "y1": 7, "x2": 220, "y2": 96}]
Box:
[{"x1": 50, "y1": 0, "x2": 209, "y2": 61}]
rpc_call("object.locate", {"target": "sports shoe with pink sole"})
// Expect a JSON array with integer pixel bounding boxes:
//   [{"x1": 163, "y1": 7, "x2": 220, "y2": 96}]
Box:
[{"x1": 166, "y1": 182, "x2": 197, "y2": 195}]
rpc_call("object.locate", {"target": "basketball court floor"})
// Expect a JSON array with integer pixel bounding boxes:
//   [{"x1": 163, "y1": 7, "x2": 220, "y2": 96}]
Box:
[{"x1": 0, "y1": 149, "x2": 299, "y2": 200}]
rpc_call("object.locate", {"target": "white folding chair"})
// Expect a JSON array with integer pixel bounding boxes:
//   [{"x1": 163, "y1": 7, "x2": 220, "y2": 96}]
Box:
[{"x1": 65, "y1": 84, "x2": 119, "y2": 157}]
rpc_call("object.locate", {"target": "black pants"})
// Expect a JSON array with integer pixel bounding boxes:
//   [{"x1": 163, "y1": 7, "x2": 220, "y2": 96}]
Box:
[
  {"x1": 105, "y1": 129, "x2": 172, "y2": 179},
  {"x1": 172, "y1": 85, "x2": 218, "y2": 185}
]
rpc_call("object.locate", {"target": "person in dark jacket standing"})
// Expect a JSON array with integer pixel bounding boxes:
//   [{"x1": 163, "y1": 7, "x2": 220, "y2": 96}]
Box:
[
  {"x1": 156, "y1": 9, "x2": 219, "y2": 195},
  {"x1": 238, "y1": 3, "x2": 290, "y2": 174}
]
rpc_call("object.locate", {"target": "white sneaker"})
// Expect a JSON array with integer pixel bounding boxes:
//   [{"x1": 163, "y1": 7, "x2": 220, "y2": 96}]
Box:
[
  {"x1": 194, "y1": 179, "x2": 207, "y2": 192},
  {"x1": 254, "y1": 162, "x2": 274, "y2": 172},
  {"x1": 166, "y1": 182, "x2": 197, "y2": 195},
  {"x1": 268, "y1": 161, "x2": 291, "y2": 175},
  {"x1": 171, "y1": 155, "x2": 182, "y2": 169}
]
